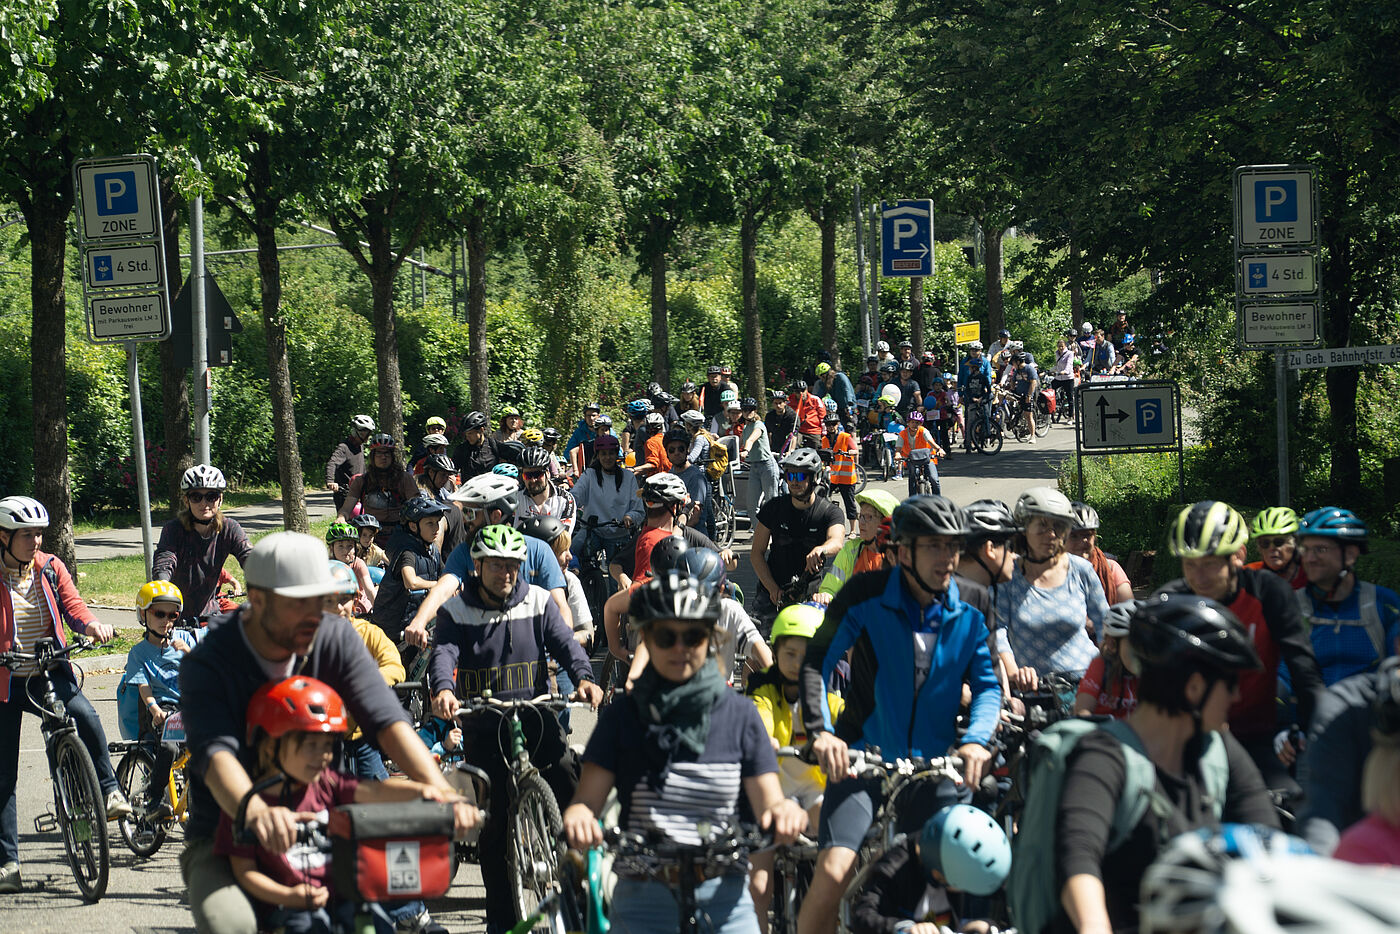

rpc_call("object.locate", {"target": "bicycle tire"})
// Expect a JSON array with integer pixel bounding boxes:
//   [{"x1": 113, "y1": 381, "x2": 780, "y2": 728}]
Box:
[
  {"x1": 983, "y1": 424, "x2": 1004, "y2": 456},
  {"x1": 52, "y1": 732, "x2": 109, "y2": 901},
  {"x1": 880, "y1": 447, "x2": 892, "y2": 482},
  {"x1": 852, "y1": 463, "x2": 868, "y2": 495},
  {"x1": 1034, "y1": 405, "x2": 1051, "y2": 437},
  {"x1": 713, "y1": 495, "x2": 735, "y2": 549},
  {"x1": 116, "y1": 746, "x2": 168, "y2": 858},
  {"x1": 507, "y1": 771, "x2": 565, "y2": 930}
]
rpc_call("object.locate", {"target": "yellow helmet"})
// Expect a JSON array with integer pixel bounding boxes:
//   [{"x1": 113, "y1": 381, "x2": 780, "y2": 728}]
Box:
[
  {"x1": 136, "y1": 580, "x2": 184, "y2": 611},
  {"x1": 1168, "y1": 501, "x2": 1250, "y2": 559},
  {"x1": 521, "y1": 427, "x2": 544, "y2": 445}
]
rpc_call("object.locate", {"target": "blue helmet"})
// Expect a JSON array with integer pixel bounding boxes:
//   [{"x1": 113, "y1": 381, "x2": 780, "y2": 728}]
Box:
[
  {"x1": 919, "y1": 805, "x2": 1011, "y2": 895},
  {"x1": 1298, "y1": 506, "x2": 1368, "y2": 551},
  {"x1": 491, "y1": 463, "x2": 520, "y2": 479},
  {"x1": 625, "y1": 398, "x2": 653, "y2": 417},
  {"x1": 401, "y1": 494, "x2": 449, "y2": 524}
]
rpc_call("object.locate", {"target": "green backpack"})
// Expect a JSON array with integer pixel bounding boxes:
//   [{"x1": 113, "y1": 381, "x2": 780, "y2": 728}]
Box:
[{"x1": 1006, "y1": 717, "x2": 1230, "y2": 934}]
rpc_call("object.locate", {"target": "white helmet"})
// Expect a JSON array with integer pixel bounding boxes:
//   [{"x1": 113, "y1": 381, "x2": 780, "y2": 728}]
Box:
[
  {"x1": 1081, "y1": 321, "x2": 1094, "y2": 334},
  {"x1": 876, "y1": 341, "x2": 890, "y2": 352},
  {"x1": 641, "y1": 472, "x2": 690, "y2": 506},
  {"x1": 448, "y1": 472, "x2": 521, "y2": 507},
  {"x1": 968, "y1": 340, "x2": 984, "y2": 351},
  {"x1": 679, "y1": 410, "x2": 706, "y2": 428},
  {"x1": 878, "y1": 384, "x2": 902, "y2": 406},
  {"x1": 1103, "y1": 599, "x2": 1142, "y2": 640},
  {"x1": 181, "y1": 464, "x2": 227, "y2": 491},
  {"x1": 351, "y1": 414, "x2": 376, "y2": 431},
  {"x1": 1013, "y1": 486, "x2": 1075, "y2": 525},
  {"x1": 421, "y1": 433, "x2": 449, "y2": 447},
  {"x1": 644, "y1": 412, "x2": 665, "y2": 429},
  {"x1": 0, "y1": 496, "x2": 49, "y2": 530}
]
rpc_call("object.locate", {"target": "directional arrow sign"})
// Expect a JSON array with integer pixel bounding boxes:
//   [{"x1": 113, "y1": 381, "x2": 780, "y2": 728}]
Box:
[
  {"x1": 881, "y1": 199, "x2": 934, "y2": 277},
  {"x1": 1078, "y1": 382, "x2": 1178, "y2": 451}
]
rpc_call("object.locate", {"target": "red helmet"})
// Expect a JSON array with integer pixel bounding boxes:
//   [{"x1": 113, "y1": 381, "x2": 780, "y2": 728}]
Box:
[{"x1": 246, "y1": 676, "x2": 348, "y2": 741}]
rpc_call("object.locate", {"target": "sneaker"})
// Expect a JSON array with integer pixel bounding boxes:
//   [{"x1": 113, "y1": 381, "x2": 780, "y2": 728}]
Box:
[
  {"x1": 0, "y1": 863, "x2": 20, "y2": 894},
  {"x1": 105, "y1": 789, "x2": 132, "y2": 821},
  {"x1": 396, "y1": 908, "x2": 448, "y2": 934}
]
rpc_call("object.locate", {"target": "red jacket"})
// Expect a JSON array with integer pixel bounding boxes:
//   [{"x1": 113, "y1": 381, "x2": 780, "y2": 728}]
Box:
[
  {"x1": 790, "y1": 391, "x2": 827, "y2": 435},
  {"x1": 0, "y1": 551, "x2": 98, "y2": 701}
]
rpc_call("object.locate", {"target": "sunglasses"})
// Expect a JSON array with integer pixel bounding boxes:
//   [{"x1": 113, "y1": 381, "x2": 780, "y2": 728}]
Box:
[
  {"x1": 650, "y1": 626, "x2": 711, "y2": 650},
  {"x1": 461, "y1": 508, "x2": 483, "y2": 521},
  {"x1": 147, "y1": 608, "x2": 180, "y2": 621},
  {"x1": 1257, "y1": 536, "x2": 1293, "y2": 550},
  {"x1": 522, "y1": 469, "x2": 547, "y2": 479},
  {"x1": 785, "y1": 472, "x2": 811, "y2": 483},
  {"x1": 187, "y1": 491, "x2": 222, "y2": 504}
]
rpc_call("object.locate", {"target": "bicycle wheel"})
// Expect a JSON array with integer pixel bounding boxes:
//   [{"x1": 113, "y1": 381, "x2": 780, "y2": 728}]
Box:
[
  {"x1": 52, "y1": 732, "x2": 109, "y2": 901},
  {"x1": 508, "y1": 772, "x2": 565, "y2": 930},
  {"x1": 852, "y1": 463, "x2": 868, "y2": 495},
  {"x1": 116, "y1": 746, "x2": 168, "y2": 858},
  {"x1": 1034, "y1": 404, "x2": 1051, "y2": 437},
  {"x1": 713, "y1": 495, "x2": 735, "y2": 549},
  {"x1": 880, "y1": 447, "x2": 892, "y2": 482},
  {"x1": 983, "y1": 423, "x2": 1004, "y2": 456}
]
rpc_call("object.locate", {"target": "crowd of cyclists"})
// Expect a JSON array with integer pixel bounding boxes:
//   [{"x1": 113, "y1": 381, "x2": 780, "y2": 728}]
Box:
[{"x1": 1, "y1": 324, "x2": 1398, "y2": 934}]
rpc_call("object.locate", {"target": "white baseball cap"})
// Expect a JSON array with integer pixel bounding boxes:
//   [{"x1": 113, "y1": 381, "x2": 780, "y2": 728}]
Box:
[{"x1": 245, "y1": 531, "x2": 342, "y2": 598}]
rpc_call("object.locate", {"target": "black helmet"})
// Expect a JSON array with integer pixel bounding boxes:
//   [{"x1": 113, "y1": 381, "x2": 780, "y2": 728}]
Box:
[
  {"x1": 1018, "y1": 352, "x2": 1034, "y2": 365},
  {"x1": 892, "y1": 495, "x2": 966, "y2": 541},
  {"x1": 350, "y1": 513, "x2": 381, "y2": 530},
  {"x1": 962, "y1": 499, "x2": 1018, "y2": 541},
  {"x1": 541, "y1": 427, "x2": 560, "y2": 442},
  {"x1": 791, "y1": 379, "x2": 808, "y2": 393},
  {"x1": 463, "y1": 410, "x2": 488, "y2": 430},
  {"x1": 899, "y1": 340, "x2": 913, "y2": 349},
  {"x1": 518, "y1": 514, "x2": 565, "y2": 544},
  {"x1": 741, "y1": 396, "x2": 758, "y2": 411},
  {"x1": 656, "y1": 390, "x2": 679, "y2": 407},
  {"x1": 677, "y1": 547, "x2": 726, "y2": 590},
  {"x1": 424, "y1": 453, "x2": 456, "y2": 474},
  {"x1": 647, "y1": 381, "x2": 664, "y2": 397},
  {"x1": 662, "y1": 427, "x2": 690, "y2": 449},
  {"x1": 707, "y1": 365, "x2": 723, "y2": 376},
  {"x1": 782, "y1": 448, "x2": 823, "y2": 473},
  {"x1": 630, "y1": 570, "x2": 720, "y2": 626},
  {"x1": 401, "y1": 494, "x2": 448, "y2": 524},
  {"x1": 1129, "y1": 593, "x2": 1262, "y2": 674},
  {"x1": 999, "y1": 328, "x2": 1011, "y2": 338},
  {"x1": 649, "y1": 534, "x2": 690, "y2": 575},
  {"x1": 679, "y1": 380, "x2": 698, "y2": 394},
  {"x1": 823, "y1": 412, "x2": 840, "y2": 425},
  {"x1": 879, "y1": 360, "x2": 899, "y2": 374},
  {"x1": 519, "y1": 446, "x2": 552, "y2": 470}
]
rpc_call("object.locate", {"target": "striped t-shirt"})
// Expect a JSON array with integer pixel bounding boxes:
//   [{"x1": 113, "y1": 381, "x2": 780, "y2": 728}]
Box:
[{"x1": 5, "y1": 565, "x2": 52, "y2": 676}]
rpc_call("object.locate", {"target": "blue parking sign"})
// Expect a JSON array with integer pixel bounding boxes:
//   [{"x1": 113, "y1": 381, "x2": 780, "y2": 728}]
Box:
[
  {"x1": 93, "y1": 171, "x2": 138, "y2": 216},
  {"x1": 881, "y1": 199, "x2": 934, "y2": 278},
  {"x1": 1254, "y1": 179, "x2": 1297, "y2": 223},
  {"x1": 1135, "y1": 399, "x2": 1164, "y2": 435},
  {"x1": 1248, "y1": 263, "x2": 1267, "y2": 289}
]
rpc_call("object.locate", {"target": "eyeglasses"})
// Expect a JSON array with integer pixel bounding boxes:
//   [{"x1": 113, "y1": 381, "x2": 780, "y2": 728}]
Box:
[
  {"x1": 1257, "y1": 536, "x2": 1293, "y2": 550},
  {"x1": 187, "y1": 491, "x2": 221, "y2": 504},
  {"x1": 461, "y1": 508, "x2": 483, "y2": 521},
  {"x1": 785, "y1": 472, "x2": 811, "y2": 483},
  {"x1": 522, "y1": 469, "x2": 547, "y2": 479},
  {"x1": 666, "y1": 447, "x2": 688, "y2": 458},
  {"x1": 649, "y1": 626, "x2": 711, "y2": 650},
  {"x1": 147, "y1": 609, "x2": 180, "y2": 621},
  {"x1": 1298, "y1": 542, "x2": 1339, "y2": 557}
]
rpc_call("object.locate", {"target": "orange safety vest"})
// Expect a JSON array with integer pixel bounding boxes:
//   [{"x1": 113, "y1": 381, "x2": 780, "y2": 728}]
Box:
[
  {"x1": 899, "y1": 426, "x2": 939, "y2": 463},
  {"x1": 822, "y1": 432, "x2": 858, "y2": 485}
]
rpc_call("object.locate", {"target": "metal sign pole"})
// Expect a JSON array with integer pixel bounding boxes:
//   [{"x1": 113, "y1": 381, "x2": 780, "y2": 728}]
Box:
[
  {"x1": 127, "y1": 343, "x2": 156, "y2": 578},
  {"x1": 853, "y1": 185, "x2": 870, "y2": 357},
  {"x1": 190, "y1": 192, "x2": 210, "y2": 463},
  {"x1": 1275, "y1": 351, "x2": 1289, "y2": 505},
  {"x1": 869, "y1": 205, "x2": 881, "y2": 344}
]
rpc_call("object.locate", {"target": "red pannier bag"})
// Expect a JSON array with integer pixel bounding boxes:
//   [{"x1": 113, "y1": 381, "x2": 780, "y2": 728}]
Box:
[
  {"x1": 328, "y1": 800, "x2": 455, "y2": 902},
  {"x1": 1039, "y1": 387, "x2": 1057, "y2": 414}
]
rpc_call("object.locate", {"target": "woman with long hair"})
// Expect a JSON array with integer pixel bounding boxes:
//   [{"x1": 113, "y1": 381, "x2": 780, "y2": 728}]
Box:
[
  {"x1": 152, "y1": 464, "x2": 252, "y2": 623},
  {"x1": 336, "y1": 434, "x2": 420, "y2": 543}
]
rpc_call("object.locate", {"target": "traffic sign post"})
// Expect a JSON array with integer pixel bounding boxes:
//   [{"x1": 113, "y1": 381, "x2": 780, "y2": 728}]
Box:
[
  {"x1": 1233, "y1": 166, "x2": 1317, "y2": 249},
  {"x1": 1074, "y1": 380, "x2": 1184, "y2": 503},
  {"x1": 880, "y1": 200, "x2": 934, "y2": 277},
  {"x1": 954, "y1": 321, "x2": 980, "y2": 345}
]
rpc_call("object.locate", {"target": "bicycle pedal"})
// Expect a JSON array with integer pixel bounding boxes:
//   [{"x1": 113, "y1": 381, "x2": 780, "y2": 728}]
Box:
[{"x1": 33, "y1": 812, "x2": 58, "y2": 834}]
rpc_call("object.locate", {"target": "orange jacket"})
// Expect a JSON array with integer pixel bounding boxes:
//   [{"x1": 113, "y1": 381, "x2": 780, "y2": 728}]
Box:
[
  {"x1": 822, "y1": 432, "x2": 858, "y2": 485},
  {"x1": 899, "y1": 425, "x2": 939, "y2": 463}
]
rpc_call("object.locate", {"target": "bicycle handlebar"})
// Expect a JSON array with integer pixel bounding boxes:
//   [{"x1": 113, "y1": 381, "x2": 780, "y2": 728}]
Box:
[
  {"x1": 846, "y1": 748, "x2": 965, "y2": 783},
  {"x1": 600, "y1": 822, "x2": 775, "y2": 860},
  {"x1": 453, "y1": 692, "x2": 593, "y2": 718},
  {"x1": 0, "y1": 637, "x2": 95, "y2": 670}
]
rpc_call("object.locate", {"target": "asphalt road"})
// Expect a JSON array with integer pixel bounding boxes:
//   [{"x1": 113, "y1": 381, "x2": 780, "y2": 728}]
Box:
[{"x1": 1, "y1": 418, "x2": 1074, "y2": 933}]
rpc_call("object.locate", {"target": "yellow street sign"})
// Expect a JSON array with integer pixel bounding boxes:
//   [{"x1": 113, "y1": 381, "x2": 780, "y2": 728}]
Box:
[{"x1": 955, "y1": 321, "x2": 980, "y2": 345}]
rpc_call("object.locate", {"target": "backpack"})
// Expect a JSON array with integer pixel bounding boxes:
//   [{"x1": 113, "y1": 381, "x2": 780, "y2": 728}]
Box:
[
  {"x1": 701, "y1": 429, "x2": 729, "y2": 482},
  {"x1": 1007, "y1": 717, "x2": 1229, "y2": 934},
  {"x1": 1295, "y1": 581, "x2": 1387, "y2": 661}
]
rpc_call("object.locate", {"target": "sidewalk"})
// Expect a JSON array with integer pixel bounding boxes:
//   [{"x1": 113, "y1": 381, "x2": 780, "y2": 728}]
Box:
[{"x1": 74, "y1": 489, "x2": 338, "y2": 563}]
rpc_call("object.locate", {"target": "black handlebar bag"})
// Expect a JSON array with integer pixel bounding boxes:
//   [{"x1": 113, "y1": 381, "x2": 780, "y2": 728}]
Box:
[{"x1": 329, "y1": 801, "x2": 455, "y2": 902}]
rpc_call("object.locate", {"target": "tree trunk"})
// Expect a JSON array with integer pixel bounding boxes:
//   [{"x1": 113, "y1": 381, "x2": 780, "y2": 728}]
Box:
[
  {"x1": 466, "y1": 207, "x2": 490, "y2": 412},
  {"x1": 1321, "y1": 167, "x2": 1361, "y2": 497},
  {"x1": 740, "y1": 209, "x2": 765, "y2": 410},
  {"x1": 819, "y1": 205, "x2": 838, "y2": 365},
  {"x1": 365, "y1": 212, "x2": 405, "y2": 444},
  {"x1": 909, "y1": 276, "x2": 925, "y2": 355},
  {"x1": 159, "y1": 177, "x2": 192, "y2": 513},
  {"x1": 985, "y1": 224, "x2": 1005, "y2": 336},
  {"x1": 22, "y1": 192, "x2": 75, "y2": 570},
  {"x1": 1069, "y1": 240, "x2": 1085, "y2": 332},
  {"x1": 649, "y1": 222, "x2": 669, "y2": 386}
]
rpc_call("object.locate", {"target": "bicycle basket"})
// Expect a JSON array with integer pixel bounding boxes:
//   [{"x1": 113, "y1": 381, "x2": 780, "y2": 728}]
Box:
[{"x1": 329, "y1": 801, "x2": 456, "y2": 901}]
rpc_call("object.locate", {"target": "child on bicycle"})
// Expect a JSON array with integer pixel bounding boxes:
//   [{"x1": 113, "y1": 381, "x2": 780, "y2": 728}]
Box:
[
  {"x1": 848, "y1": 805, "x2": 1011, "y2": 934},
  {"x1": 324, "y1": 561, "x2": 405, "y2": 780},
  {"x1": 1073, "y1": 601, "x2": 1142, "y2": 719},
  {"x1": 898, "y1": 411, "x2": 945, "y2": 497},
  {"x1": 215, "y1": 676, "x2": 446, "y2": 934},
  {"x1": 119, "y1": 580, "x2": 205, "y2": 820},
  {"x1": 326, "y1": 521, "x2": 377, "y2": 615},
  {"x1": 351, "y1": 514, "x2": 388, "y2": 580},
  {"x1": 747, "y1": 603, "x2": 844, "y2": 930}
]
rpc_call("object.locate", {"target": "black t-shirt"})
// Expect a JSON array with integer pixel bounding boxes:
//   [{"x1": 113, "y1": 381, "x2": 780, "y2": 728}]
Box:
[
  {"x1": 757, "y1": 495, "x2": 845, "y2": 586},
  {"x1": 370, "y1": 528, "x2": 442, "y2": 640},
  {"x1": 764, "y1": 409, "x2": 796, "y2": 451}
]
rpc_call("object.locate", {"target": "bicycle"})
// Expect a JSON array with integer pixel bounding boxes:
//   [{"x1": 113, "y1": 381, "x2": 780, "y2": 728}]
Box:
[
  {"x1": 455, "y1": 692, "x2": 591, "y2": 928},
  {"x1": 0, "y1": 637, "x2": 109, "y2": 901},
  {"x1": 110, "y1": 707, "x2": 190, "y2": 858},
  {"x1": 966, "y1": 400, "x2": 1003, "y2": 455},
  {"x1": 710, "y1": 477, "x2": 736, "y2": 549}
]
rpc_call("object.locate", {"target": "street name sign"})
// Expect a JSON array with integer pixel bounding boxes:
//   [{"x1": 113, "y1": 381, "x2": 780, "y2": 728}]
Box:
[
  {"x1": 954, "y1": 321, "x2": 980, "y2": 345},
  {"x1": 1239, "y1": 302, "x2": 1320, "y2": 349},
  {"x1": 1238, "y1": 253, "x2": 1317, "y2": 296},
  {"x1": 1078, "y1": 382, "x2": 1179, "y2": 451},
  {"x1": 1234, "y1": 166, "x2": 1317, "y2": 249},
  {"x1": 881, "y1": 200, "x2": 934, "y2": 277},
  {"x1": 1286, "y1": 344, "x2": 1400, "y2": 369}
]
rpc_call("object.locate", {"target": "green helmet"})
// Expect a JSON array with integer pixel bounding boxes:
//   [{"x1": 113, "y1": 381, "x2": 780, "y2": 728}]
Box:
[
  {"x1": 1168, "y1": 501, "x2": 1250, "y2": 559},
  {"x1": 770, "y1": 604, "x2": 824, "y2": 642},
  {"x1": 719, "y1": 389, "x2": 737, "y2": 403},
  {"x1": 855, "y1": 489, "x2": 901, "y2": 518},
  {"x1": 325, "y1": 521, "x2": 357, "y2": 544},
  {"x1": 470, "y1": 523, "x2": 528, "y2": 563},
  {"x1": 1250, "y1": 506, "x2": 1299, "y2": 539}
]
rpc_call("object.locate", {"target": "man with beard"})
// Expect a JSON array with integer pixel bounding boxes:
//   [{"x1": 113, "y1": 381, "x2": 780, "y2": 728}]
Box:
[
  {"x1": 750, "y1": 448, "x2": 846, "y2": 630},
  {"x1": 515, "y1": 446, "x2": 577, "y2": 534}
]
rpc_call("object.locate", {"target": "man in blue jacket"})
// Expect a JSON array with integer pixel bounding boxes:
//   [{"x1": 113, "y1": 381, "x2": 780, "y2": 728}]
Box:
[
  {"x1": 430, "y1": 524, "x2": 601, "y2": 934},
  {"x1": 795, "y1": 495, "x2": 1001, "y2": 934},
  {"x1": 957, "y1": 342, "x2": 995, "y2": 452}
]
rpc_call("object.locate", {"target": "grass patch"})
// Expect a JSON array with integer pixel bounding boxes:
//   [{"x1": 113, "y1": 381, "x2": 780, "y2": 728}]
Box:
[
  {"x1": 73, "y1": 484, "x2": 287, "y2": 537},
  {"x1": 76, "y1": 514, "x2": 337, "y2": 608}
]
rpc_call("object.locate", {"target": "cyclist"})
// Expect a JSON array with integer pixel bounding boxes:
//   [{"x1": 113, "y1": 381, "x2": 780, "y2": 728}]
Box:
[
  {"x1": 665, "y1": 428, "x2": 712, "y2": 536},
  {"x1": 817, "y1": 361, "x2": 856, "y2": 427},
  {"x1": 750, "y1": 448, "x2": 846, "y2": 626},
  {"x1": 351, "y1": 514, "x2": 388, "y2": 573},
  {"x1": 1072, "y1": 600, "x2": 1142, "y2": 718},
  {"x1": 739, "y1": 396, "x2": 781, "y2": 512},
  {"x1": 406, "y1": 415, "x2": 448, "y2": 467},
  {"x1": 894, "y1": 360, "x2": 921, "y2": 419},
  {"x1": 820, "y1": 412, "x2": 860, "y2": 524},
  {"x1": 520, "y1": 426, "x2": 544, "y2": 450},
  {"x1": 676, "y1": 409, "x2": 714, "y2": 473},
  {"x1": 563, "y1": 571, "x2": 806, "y2": 934},
  {"x1": 514, "y1": 446, "x2": 577, "y2": 533},
  {"x1": 215, "y1": 676, "x2": 445, "y2": 934},
  {"x1": 791, "y1": 380, "x2": 827, "y2": 449},
  {"x1": 699, "y1": 364, "x2": 729, "y2": 428},
  {"x1": 1051, "y1": 339, "x2": 1076, "y2": 419},
  {"x1": 324, "y1": 521, "x2": 376, "y2": 615},
  {"x1": 958, "y1": 499, "x2": 1019, "y2": 686},
  {"x1": 795, "y1": 495, "x2": 1001, "y2": 934},
  {"x1": 898, "y1": 410, "x2": 944, "y2": 497},
  {"x1": 1155, "y1": 500, "x2": 1325, "y2": 800},
  {"x1": 1114, "y1": 333, "x2": 1141, "y2": 377},
  {"x1": 765, "y1": 388, "x2": 797, "y2": 455},
  {"x1": 613, "y1": 472, "x2": 725, "y2": 587},
  {"x1": 336, "y1": 434, "x2": 420, "y2": 539},
  {"x1": 540, "y1": 427, "x2": 564, "y2": 479},
  {"x1": 452, "y1": 410, "x2": 511, "y2": 480},
  {"x1": 564, "y1": 401, "x2": 602, "y2": 475},
  {"x1": 1067, "y1": 501, "x2": 1134, "y2": 604},
  {"x1": 325, "y1": 414, "x2": 375, "y2": 510},
  {"x1": 646, "y1": 381, "x2": 680, "y2": 426},
  {"x1": 677, "y1": 379, "x2": 702, "y2": 415},
  {"x1": 118, "y1": 581, "x2": 202, "y2": 821},
  {"x1": 418, "y1": 452, "x2": 459, "y2": 505},
  {"x1": 1008, "y1": 351, "x2": 1040, "y2": 444},
  {"x1": 324, "y1": 560, "x2": 404, "y2": 782},
  {"x1": 1246, "y1": 506, "x2": 1307, "y2": 589},
  {"x1": 492, "y1": 406, "x2": 524, "y2": 445},
  {"x1": 570, "y1": 433, "x2": 642, "y2": 565},
  {"x1": 400, "y1": 474, "x2": 571, "y2": 651},
  {"x1": 957, "y1": 341, "x2": 994, "y2": 452},
  {"x1": 595, "y1": 412, "x2": 614, "y2": 438},
  {"x1": 411, "y1": 431, "x2": 451, "y2": 476},
  {"x1": 369, "y1": 495, "x2": 447, "y2": 644},
  {"x1": 154, "y1": 465, "x2": 253, "y2": 624},
  {"x1": 1108, "y1": 308, "x2": 1130, "y2": 349},
  {"x1": 848, "y1": 805, "x2": 1011, "y2": 934},
  {"x1": 1076, "y1": 321, "x2": 1096, "y2": 362},
  {"x1": 1332, "y1": 666, "x2": 1400, "y2": 865},
  {"x1": 429, "y1": 524, "x2": 601, "y2": 933},
  {"x1": 1088, "y1": 329, "x2": 1116, "y2": 378},
  {"x1": 994, "y1": 487, "x2": 1109, "y2": 690},
  {"x1": 178, "y1": 532, "x2": 476, "y2": 934},
  {"x1": 1052, "y1": 594, "x2": 1277, "y2": 934},
  {"x1": 988, "y1": 328, "x2": 1012, "y2": 362}
]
